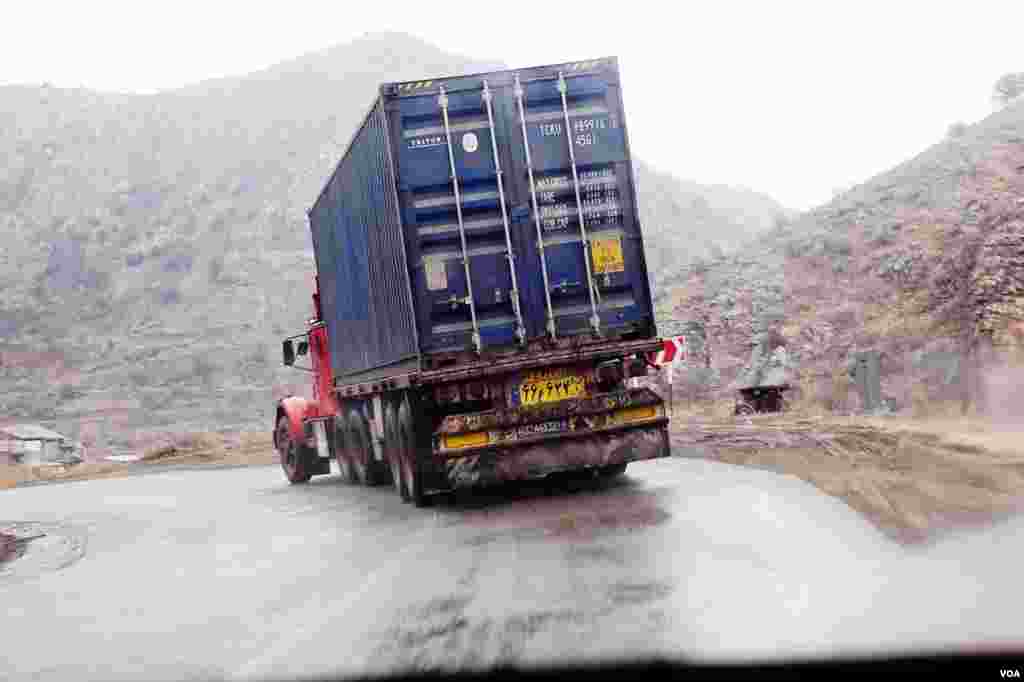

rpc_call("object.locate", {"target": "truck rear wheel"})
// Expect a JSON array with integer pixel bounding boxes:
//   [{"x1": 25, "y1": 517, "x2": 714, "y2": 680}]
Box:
[
  {"x1": 384, "y1": 402, "x2": 409, "y2": 501},
  {"x1": 334, "y1": 416, "x2": 357, "y2": 484},
  {"x1": 397, "y1": 397, "x2": 427, "y2": 507},
  {"x1": 348, "y1": 408, "x2": 385, "y2": 487},
  {"x1": 276, "y1": 416, "x2": 312, "y2": 484}
]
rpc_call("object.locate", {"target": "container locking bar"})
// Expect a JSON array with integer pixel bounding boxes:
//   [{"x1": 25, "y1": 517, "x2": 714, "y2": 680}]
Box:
[
  {"x1": 481, "y1": 79, "x2": 526, "y2": 346},
  {"x1": 514, "y1": 74, "x2": 558, "y2": 342},
  {"x1": 558, "y1": 71, "x2": 602, "y2": 337},
  {"x1": 439, "y1": 85, "x2": 482, "y2": 354}
]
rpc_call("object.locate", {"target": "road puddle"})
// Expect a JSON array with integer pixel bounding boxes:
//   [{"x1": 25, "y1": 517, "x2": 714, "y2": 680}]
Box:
[{"x1": 0, "y1": 521, "x2": 87, "y2": 580}]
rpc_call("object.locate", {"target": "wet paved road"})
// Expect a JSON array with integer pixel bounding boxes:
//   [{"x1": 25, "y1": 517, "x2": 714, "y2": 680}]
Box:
[{"x1": 2, "y1": 458, "x2": 1022, "y2": 680}]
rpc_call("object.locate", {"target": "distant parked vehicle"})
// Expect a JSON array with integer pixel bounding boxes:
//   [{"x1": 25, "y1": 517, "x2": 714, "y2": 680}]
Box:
[{"x1": 733, "y1": 384, "x2": 791, "y2": 416}]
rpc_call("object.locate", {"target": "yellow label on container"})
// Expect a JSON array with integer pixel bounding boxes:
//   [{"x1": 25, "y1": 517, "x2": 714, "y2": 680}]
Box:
[{"x1": 591, "y1": 237, "x2": 625, "y2": 274}]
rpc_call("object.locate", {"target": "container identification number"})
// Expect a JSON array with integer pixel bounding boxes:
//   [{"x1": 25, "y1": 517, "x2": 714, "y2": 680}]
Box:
[{"x1": 573, "y1": 117, "x2": 606, "y2": 147}]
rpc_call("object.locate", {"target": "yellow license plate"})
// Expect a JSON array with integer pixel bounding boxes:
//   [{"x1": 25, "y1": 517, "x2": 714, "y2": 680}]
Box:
[
  {"x1": 520, "y1": 370, "x2": 587, "y2": 406},
  {"x1": 591, "y1": 237, "x2": 625, "y2": 274},
  {"x1": 444, "y1": 431, "x2": 489, "y2": 450},
  {"x1": 615, "y1": 405, "x2": 657, "y2": 423}
]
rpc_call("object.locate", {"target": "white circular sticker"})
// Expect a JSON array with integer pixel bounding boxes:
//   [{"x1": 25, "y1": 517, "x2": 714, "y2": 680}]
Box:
[{"x1": 462, "y1": 132, "x2": 479, "y2": 153}]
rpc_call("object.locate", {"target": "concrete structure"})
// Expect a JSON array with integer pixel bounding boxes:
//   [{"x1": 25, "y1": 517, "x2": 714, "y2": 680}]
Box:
[
  {"x1": 849, "y1": 351, "x2": 884, "y2": 412},
  {"x1": 0, "y1": 424, "x2": 74, "y2": 465}
]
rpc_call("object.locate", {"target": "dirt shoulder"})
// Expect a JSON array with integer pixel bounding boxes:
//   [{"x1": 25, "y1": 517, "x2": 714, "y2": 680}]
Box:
[
  {"x1": 0, "y1": 432, "x2": 275, "y2": 489},
  {"x1": 672, "y1": 413, "x2": 1024, "y2": 544}
]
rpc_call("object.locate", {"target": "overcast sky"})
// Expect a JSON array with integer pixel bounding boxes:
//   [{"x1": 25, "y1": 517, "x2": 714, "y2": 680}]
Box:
[{"x1": 3, "y1": 1, "x2": 1021, "y2": 210}]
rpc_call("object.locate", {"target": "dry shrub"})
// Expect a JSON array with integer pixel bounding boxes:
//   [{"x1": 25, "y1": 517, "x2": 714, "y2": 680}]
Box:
[
  {"x1": 787, "y1": 372, "x2": 829, "y2": 416},
  {"x1": 141, "y1": 444, "x2": 178, "y2": 461},
  {"x1": 174, "y1": 432, "x2": 221, "y2": 451},
  {"x1": 709, "y1": 397, "x2": 737, "y2": 419},
  {"x1": 906, "y1": 223, "x2": 949, "y2": 258},
  {"x1": 909, "y1": 387, "x2": 966, "y2": 419},
  {"x1": 909, "y1": 383, "x2": 933, "y2": 418},
  {"x1": 142, "y1": 432, "x2": 222, "y2": 461},
  {"x1": 239, "y1": 431, "x2": 272, "y2": 449},
  {"x1": 830, "y1": 369, "x2": 852, "y2": 413}
]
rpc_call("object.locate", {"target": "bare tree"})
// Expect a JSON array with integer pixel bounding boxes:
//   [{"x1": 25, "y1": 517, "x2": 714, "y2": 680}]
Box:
[
  {"x1": 911, "y1": 146, "x2": 1024, "y2": 415},
  {"x1": 993, "y1": 72, "x2": 1024, "y2": 108},
  {"x1": 916, "y1": 223, "x2": 986, "y2": 414}
]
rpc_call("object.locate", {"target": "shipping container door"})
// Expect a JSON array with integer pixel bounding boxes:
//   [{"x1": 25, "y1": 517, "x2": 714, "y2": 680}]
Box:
[
  {"x1": 392, "y1": 82, "x2": 524, "y2": 355},
  {"x1": 506, "y1": 66, "x2": 650, "y2": 342},
  {"x1": 391, "y1": 62, "x2": 650, "y2": 354}
]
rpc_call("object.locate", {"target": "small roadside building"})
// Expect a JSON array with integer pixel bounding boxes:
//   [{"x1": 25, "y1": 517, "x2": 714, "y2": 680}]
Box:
[{"x1": 0, "y1": 424, "x2": 78, "y2": 465}]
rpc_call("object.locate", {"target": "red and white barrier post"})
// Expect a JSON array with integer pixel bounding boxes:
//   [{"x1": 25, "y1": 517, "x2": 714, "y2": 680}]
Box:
[{"x1": 647, "y1": 335, "x2": 687, "y2": 415}]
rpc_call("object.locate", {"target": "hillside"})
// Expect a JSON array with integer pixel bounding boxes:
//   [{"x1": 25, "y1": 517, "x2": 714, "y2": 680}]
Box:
[
  {"x1": 0, "y1": 32, "x2": 783, "y2": 457},
  {"x1": 660, "y1": 99, "x2": 1024, "y2": 416},
  {"x1": 636, "y1": 162, "x2": 788, "y2": 299}
]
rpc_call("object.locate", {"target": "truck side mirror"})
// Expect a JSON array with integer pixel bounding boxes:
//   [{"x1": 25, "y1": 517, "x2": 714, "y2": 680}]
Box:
[
  {"x1": 283, "y1": 339, "x2": 295, "y2": 366},
  {"x1": 297, "y1": 340, "x2": 309, "y2": 357}
]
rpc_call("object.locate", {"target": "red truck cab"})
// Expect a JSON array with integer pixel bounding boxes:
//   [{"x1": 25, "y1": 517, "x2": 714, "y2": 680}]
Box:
[{"x1": 273, "y1": 275, "x2": 337, "y2": 483}]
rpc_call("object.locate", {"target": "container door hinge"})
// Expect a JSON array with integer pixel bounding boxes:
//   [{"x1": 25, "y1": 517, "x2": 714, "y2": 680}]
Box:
[
  {"x1": 482, "y1": 79, "x2": 526, "y2": 346},
  {"x1": 439, "y1": 85, "x2": 483, "y2": 354}
]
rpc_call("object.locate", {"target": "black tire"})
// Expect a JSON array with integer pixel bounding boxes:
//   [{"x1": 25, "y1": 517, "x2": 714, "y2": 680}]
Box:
[
  {"x1": 348, "y1": 408, "x2": 386, "y2": 487},
  {"x1": 397, "y1": 397, "x2": 427, "y2": 507},
  {"x1": 347, "y1": 409, "x2": 371, "y2": 486},
  {"x1": 334, "y1": 415, "x2": 357, "y2": 484},
  {"x1": 384, "y1": 402, "x2": 409, "y2": 501},
  {"x1": 597, "y1": 463, "x2": 628, "y2": 477},
  {"x1": 276, "y1": 416, "x2": 312, "y2": 484}
]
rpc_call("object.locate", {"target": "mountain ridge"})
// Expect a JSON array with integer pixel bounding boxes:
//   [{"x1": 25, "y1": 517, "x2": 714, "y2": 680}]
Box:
[{"x1": 0, "y1": 32, "x2": 785, "y2": 455}]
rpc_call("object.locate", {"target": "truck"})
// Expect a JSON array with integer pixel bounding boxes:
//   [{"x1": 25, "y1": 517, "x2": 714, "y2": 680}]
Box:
[{"x1": 273, "y1": 57, "x2": 671, "y2": 505}]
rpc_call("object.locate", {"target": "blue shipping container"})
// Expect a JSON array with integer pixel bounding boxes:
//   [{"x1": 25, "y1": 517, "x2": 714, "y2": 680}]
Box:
[{"x1": 309, "y1": 57, "x2": 656, "y2": 384}]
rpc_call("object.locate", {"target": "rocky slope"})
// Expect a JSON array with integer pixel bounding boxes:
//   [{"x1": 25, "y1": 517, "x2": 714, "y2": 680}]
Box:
[
  {"x1": 660, "y1": 99, "x2": 1024, "y2": 415},
  {"x1": 0, "y1": 32, "x2": 784, "y2": 456}
]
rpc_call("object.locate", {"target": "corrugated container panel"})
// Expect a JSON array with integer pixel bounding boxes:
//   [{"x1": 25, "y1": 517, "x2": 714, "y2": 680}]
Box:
[{"x1": 310, "y1": 101, "x2": 418, "y2": 380}]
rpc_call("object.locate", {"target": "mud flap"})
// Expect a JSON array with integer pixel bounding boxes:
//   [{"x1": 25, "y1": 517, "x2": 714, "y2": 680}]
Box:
[{"x1": 443, "y1": 424, "x2": 669, "y2": 489}]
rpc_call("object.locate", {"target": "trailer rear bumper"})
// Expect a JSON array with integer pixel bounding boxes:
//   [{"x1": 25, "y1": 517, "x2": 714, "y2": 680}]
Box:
[{"x1": 441, "y1": 421, "x2": 670, "y2": 489}]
